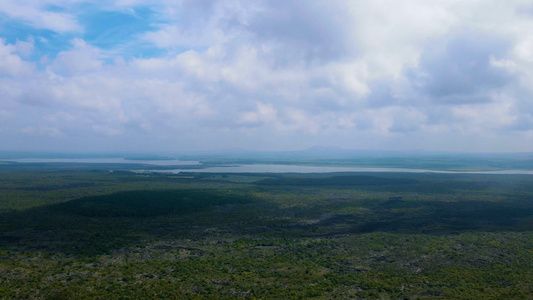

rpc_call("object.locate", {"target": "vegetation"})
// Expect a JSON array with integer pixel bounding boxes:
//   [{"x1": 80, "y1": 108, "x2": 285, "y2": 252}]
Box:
[{"x1": 0, "y1": 167, "x2": 532, "y2": 298}]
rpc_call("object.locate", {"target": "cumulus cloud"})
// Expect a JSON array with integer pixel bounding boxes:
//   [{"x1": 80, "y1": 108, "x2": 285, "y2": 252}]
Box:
[
  {"x1": 0, "y1": 0, "x2": 532, "y2": 152},
  {"x1": 0, "y1": 0, "x2": 82, "y2": 33},
  {"x1": 0, "y1": 38, "x2": 34, "y2": 77},
  {"x1": 407, "y1": 32, "x2": 513, "y2": 104},
  {"x1": 14, "y1": 36, "x2": 34, "y2": 57},
  {"x1": 48, "y1": 39, "x2": 105, "y2": 76}
]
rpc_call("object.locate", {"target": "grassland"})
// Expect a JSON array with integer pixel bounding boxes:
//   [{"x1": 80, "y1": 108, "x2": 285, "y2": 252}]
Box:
[{"x1": 0, "y1": 167, "x2": 532, "y2": 299}]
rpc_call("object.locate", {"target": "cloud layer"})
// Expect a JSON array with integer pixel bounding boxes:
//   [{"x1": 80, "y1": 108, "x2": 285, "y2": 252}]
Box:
[{"x1": 0, "y1": 0, "x2": 532, "y2": 152}]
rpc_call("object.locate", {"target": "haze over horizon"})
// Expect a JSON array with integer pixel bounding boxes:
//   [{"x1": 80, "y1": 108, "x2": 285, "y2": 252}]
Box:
[{"x1": 1, "y1": 1, "x2": 533, "y2": 153}]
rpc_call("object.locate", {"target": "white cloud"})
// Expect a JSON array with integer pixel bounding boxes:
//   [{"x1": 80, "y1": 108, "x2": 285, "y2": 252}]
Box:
[
  {"x1": 0, "y1": 38, "x2": 34, "y2": 77},
  {"x1": 238, "y1": 102, "x2": 277, "y2": 126},
  {"x1": 14, "y1": 36, "x2": 34, "y2": 57},
  {"x1": 1, "y1": 1, "x2": 533, "y2": 151},
  {"x1": 20, "y1": 125, "x2": 61, "y2": 137},
  {"x1": 48, "y1": 39, "x2": 104, "y2": 75},
  {"x1": 0, "y1": 1, "x2": 82, "y2": 33}
]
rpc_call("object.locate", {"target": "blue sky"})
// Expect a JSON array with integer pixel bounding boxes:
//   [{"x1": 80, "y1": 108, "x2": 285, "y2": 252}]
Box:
[{"x1": 0, "y1": 0, "x2": 532, "y2": 152}]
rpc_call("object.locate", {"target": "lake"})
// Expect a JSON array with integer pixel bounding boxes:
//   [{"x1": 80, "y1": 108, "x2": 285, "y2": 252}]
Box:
[
  {"x1": 151, "y1": 164, "x2": 533, "y2": 175},
  {"x1": 2, "y1": 158, "x2": 200, "y2": 166},
  {"x1": 4, "y1": 158, "x2": 533, "y2": 174}
]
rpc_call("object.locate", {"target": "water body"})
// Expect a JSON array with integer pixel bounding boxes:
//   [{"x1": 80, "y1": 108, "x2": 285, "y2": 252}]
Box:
[
  {"x1": 4, "y1": 159, "x2": 533, "y2": 174},
  {"x1": 154, "y1": 164, "x2": 533, "y2": 175},
  {"x1": 3, "y1": 158, "x2": 200, "y2": 166}
]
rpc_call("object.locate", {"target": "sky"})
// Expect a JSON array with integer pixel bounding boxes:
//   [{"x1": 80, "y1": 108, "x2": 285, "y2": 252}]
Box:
[{"x1": 0, "y1": 0, "x2": 532, "y2": 153}]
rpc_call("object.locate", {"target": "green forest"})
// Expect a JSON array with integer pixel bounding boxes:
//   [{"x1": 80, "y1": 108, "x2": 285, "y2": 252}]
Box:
[{"x1": 1, "y1": 167, "x2": 532, "y2": 299}]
